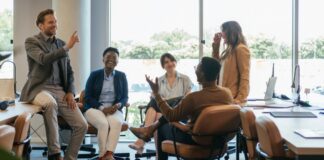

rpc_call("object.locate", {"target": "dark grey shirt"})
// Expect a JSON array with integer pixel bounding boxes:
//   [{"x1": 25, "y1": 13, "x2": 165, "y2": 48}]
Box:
[{"x1": 41, "y1": 33, "x2": 62, "y2": 86}]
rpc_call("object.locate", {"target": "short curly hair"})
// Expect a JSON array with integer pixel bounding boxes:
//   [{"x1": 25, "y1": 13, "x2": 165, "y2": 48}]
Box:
[{"x1": 201, "y1": 57, "x2": 221, "y2": 81}]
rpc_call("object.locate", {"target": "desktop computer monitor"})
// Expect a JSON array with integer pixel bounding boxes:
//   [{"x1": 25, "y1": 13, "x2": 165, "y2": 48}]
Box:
[{"x1": 292, "y1": 64, "x2": 300, "y2": 104}]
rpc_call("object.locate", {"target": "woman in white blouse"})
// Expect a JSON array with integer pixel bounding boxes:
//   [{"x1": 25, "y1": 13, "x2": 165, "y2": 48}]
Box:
[{"x1": 129, "y1": 53, "x2": 192, "y2": 152}]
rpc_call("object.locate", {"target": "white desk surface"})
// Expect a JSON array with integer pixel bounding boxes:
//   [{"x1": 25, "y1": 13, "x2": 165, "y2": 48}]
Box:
[
  {"x1": 0, "y1": 100, "x2": 41, "y2": 125},
  {"x1": 247, "y1": 103, "x2": 324, "y2": 156}
]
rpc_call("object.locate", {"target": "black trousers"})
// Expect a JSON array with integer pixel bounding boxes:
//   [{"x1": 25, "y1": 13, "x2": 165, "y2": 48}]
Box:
[
  {"x1": 145, "y1": 96, "x2": 183, "y2": 113},
  {"x1": 157, "y1": 117, "x2": 197, "y2": 160}
]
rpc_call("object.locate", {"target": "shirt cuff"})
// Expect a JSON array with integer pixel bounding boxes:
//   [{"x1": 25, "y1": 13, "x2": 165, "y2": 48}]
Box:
[
  {"x1": 99, "y1": 105, "x2": 104, "y2": 110},
  {"x1": 63, "y1": 45, "x2": 70, "y2": 52}
]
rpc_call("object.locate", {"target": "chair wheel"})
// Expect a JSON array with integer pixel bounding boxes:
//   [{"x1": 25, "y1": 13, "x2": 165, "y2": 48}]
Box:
[{"x1": 42, "y1": 151, "x2": 47, "y2": 157}]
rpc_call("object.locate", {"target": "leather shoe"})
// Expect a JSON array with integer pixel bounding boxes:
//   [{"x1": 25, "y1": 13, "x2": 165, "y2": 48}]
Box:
[
  {"x1": 48, "y1": 153, "x2": 63, "y2": 160},
  {"x1": 104, "y1": 151, "x2": 115, "y2": 160},
  {"x1": 129, "y1": 126, "x2": 154, "y2": 142}
]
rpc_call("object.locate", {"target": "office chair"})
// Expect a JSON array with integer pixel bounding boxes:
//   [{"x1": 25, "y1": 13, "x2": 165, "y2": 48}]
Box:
[
  {"x1": 255, "y1": 116, "x2": 295, "y2": 160},
  {"x1": 58, "y1": 90, "x2": 130, "y2": 160},
  {"x1": 12, "y1": 112, "x2": 32, "y2": 159},
  {"x1": 0, "y1": 125, "x2": 15, "y2": 152},
  {"x1": 161, "y1": 105, "x2": 241, "y2": 160},
  {"x1": 240, "y1": 108, "x2": 258, "y2": 160}
]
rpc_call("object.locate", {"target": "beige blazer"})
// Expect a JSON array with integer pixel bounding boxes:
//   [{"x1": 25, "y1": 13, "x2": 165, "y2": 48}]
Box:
[{"x1": 220, "y1": 43, "x2": 250, "y2": 104}]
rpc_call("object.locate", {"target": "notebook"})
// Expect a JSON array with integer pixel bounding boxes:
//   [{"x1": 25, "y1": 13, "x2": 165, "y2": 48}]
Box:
[
  {"x1": 246, "y1": 100, "x2": 295, "y2": 108},
  {"x1": 270, "y1": 112, "x2": 317, "y2": 118},
  {"x1": 295, "y1": 129, "x2": 324, "y2": 139}
]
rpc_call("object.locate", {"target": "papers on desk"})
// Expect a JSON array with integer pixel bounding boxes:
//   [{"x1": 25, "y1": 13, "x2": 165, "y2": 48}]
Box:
[
  {"x1": 270, "y1": 111, "x2": 317, "y2": 118},
  {"x1": 246, "y1": 100, "x2": 295, "y2": 108},
  {"x1": 295, "y1": 129, "x2": 324, "y2": 139}
]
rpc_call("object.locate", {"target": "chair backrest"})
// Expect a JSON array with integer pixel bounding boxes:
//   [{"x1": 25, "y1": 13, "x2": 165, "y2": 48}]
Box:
[
  {"x1": 240, "y1": 108, "x2": 258, "y2": 159},
  {"x1": 79, "y1": 90, "x2": 85, "y2": 105},
  {"x1": 0, "y1": 79, "x2": 15, "y2": 100},
  {"x1": 12, "y1": 112, "x2": 32, "y2": 157},
  {"x1": 255, "y1": 116, "x2": 286, "y2": 157},
  {"x1": 192, "y1": 105, "x2": 241, "y2": 146},
  {"x1": 0, "y1": 125, "x2": 15, "y2": 152}
]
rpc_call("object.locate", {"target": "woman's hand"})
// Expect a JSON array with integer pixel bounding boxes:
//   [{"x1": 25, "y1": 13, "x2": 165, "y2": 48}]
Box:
[
  {"x1": 213, "y1": 32, "x2": 222, "y2": 45},
  {"x1": 145, "y1": 75, "x2": 159, "y2": 96},
  {"x1": 102, "y1": 105, "x2": 119, "y2": 115},
  {"x1": 212, "y1": 32, "x2": 222, "y2": 59}
]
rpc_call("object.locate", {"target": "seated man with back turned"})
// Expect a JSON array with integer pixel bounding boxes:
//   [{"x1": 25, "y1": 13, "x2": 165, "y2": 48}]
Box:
[
  {"x1": 130, "y1": 57, "x2": 234, "y2": 160},
  {"x1": 19, "y1": 9, "x2": 88, "y2": 160}
]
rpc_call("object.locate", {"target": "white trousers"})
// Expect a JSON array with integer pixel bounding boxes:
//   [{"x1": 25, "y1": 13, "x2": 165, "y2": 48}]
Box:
[{"x1": 84, "y1": 108, "x2": 123, "y2": 156}]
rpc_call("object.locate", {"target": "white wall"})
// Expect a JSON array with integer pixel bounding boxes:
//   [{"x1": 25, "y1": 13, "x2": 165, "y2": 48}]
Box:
[{"x1": 91, "y1": 0, "x2": 110, "y2": 71}]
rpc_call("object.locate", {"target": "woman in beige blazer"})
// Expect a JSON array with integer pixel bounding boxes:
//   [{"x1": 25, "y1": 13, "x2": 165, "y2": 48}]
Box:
[{"x1": 212, "y1": 21, "x2": 250, "y2": 105}]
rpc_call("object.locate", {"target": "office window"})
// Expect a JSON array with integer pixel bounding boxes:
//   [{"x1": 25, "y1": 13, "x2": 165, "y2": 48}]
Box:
[
  {"x1": 299, "y1": 0, "x2": 324, "y2": 102},
  {"x1": 111, "y1": 0, "x2": 199, "y2": 140},
  {"x1": 204, "y1": 0, "x2": 292, "y2": 96},
  {"x1": 0, "y1": 0, "x2": 13, "y2": 78}
]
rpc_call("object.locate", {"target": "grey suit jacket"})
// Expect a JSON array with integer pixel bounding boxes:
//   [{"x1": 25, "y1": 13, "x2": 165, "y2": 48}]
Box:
[{"x1": 20, "y1": 33, "x2": 76, "y2": 102}]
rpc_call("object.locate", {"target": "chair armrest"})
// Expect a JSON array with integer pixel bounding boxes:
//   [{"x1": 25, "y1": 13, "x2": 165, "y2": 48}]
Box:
[
  {"x1": 171, "y1": 122, "x2": 191, "y2": 133},
  {"x1": 189, "y1": 129, "x2": 240, "y2": 137},
  {"x1": 256, "y1": 143, "x2": 270, "y2": 158},
  {"x1": 14, "y1": 136, "x2": 31, "y2": 145},
  {"x1": 125, "y1": 103, "x2": 130, "y2": 108},
  {"x1": 138, "y1": 105, "x2": 147, "y2": 110}
]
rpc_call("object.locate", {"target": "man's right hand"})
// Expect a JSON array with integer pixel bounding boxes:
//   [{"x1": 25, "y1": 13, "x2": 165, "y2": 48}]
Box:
[{"x1": 66, "y1": 31, "x2": 80, "y2": 49}]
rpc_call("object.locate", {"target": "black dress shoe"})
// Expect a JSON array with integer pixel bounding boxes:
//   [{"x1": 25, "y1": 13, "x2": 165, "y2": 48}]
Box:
[{"x1": 0, "y1": 53, "x2": 11, "y2": 62}]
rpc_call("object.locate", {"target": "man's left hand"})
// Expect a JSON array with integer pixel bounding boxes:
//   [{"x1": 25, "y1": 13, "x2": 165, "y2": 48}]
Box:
[
  {"x1": 65, "y1": 92, "x2": 77, "y2": 110},
  {"x1": 145, "y1": 75, "x2": 159, "y2": 96}
]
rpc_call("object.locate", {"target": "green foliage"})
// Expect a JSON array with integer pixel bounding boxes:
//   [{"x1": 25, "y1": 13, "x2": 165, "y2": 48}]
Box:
[
  {"x1": 300, "y1": 38, "x2": 324, "y2": 59},
  {"x1": 113, "y1": 29, "x2": 199, "y2": 59},
  {"x1": 249, "y1": 35, "x2": 290, "y2": 59},
  {"x1": 0, "y1": 9, "x2": 13, "y2": 51}
]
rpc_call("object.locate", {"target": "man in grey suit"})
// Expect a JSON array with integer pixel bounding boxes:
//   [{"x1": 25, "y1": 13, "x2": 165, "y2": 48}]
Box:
[{"x1": 20, "y1": 9, "x2": 87, "y2": 160}]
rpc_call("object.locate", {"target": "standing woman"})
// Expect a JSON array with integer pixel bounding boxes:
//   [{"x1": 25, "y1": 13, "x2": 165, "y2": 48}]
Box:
[{"x1": 212, "y1": 21, "x2": 250, "y2": 105}]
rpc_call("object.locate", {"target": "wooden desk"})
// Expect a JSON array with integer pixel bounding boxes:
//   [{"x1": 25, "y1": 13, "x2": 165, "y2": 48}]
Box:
[
  {"x1": 248, "y1": 103, "x2": 324, "y2": 159},
  {"x1": 0, "y1": 100, "x2": 41, "y2": 125}
]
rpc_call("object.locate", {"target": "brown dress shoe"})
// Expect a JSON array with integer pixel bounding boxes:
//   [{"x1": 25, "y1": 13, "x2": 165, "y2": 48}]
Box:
[
  {"x1": 104, "y1": 151, "x2": 115, "y2": 160},
  {"x1": 129, "y1": 126, "x2": 154, "y2": 142}
]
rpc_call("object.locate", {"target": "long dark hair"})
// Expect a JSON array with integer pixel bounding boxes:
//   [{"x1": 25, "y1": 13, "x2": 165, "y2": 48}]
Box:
[{"x1": 221, "y1": 21, "x2": 246, "y2": 59}]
